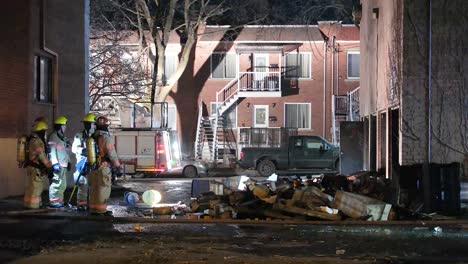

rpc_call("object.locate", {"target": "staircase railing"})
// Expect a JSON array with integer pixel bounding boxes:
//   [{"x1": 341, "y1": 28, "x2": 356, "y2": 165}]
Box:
[
  {"x1": 213, "y1": 77, "x2": 242, "y2": 161},
  {"x1": 194, "y1": 100, "x2": 203, "y2": 159},
  {"x1": 215, "y1": 77, "x2": 240, "y2": 114}
]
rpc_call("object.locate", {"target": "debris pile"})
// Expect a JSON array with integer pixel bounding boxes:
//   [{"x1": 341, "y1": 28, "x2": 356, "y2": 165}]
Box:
[{"x1": 188, "y1": 173, "x2": 394, "y2": 221}]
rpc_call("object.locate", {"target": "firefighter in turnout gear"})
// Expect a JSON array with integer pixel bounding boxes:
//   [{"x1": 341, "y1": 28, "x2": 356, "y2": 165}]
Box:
[
  {"x1": 48, "y1": 116, "x2": 71, "y2": 208},
  {"x1": 88, "y1": 116, "x2": 122, "y2": 216},
  {"x1": 71, "y1": 113, "x2": 96, "y2": 211},
  {"x1": 23, "y1": 120, "x2": 52, "y2": 209}
]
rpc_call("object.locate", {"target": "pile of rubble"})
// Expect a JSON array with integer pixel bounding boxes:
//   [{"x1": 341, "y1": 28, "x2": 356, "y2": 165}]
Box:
[{"x1": 188, "y1": 172, "x2": 394, "y2": 221}]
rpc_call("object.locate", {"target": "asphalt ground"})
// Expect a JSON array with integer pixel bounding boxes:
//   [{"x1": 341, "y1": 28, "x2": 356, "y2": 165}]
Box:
[{"x1": 1, "y1": 177, "x2": 468, "y2": 263}]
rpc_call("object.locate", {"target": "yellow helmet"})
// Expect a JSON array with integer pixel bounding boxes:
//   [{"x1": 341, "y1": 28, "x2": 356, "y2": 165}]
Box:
[
  {"x1": 82, "y1": 113, "x2": 96, "y2": 123},
  {"x1": 54, "y1": 116, "x2": 68, "y2": 125},
  {"x1": 32, "y1": 117, "x2": 47, "y2": 128},
  {"x1": 33, "y1": 121, "x2": 48, "y2": 132}
]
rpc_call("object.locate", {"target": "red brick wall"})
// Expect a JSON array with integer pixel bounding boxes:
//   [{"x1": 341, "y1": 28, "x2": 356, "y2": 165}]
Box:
[
  {"x1": 0, "y1": 0, "x2": 87, "y2": 198},
  {"x1": 0, "y1": 1, "x2": 32, "y2": 137},
  {"x1": 167, "y1": 26, "x2": 359, "y2": 154}
]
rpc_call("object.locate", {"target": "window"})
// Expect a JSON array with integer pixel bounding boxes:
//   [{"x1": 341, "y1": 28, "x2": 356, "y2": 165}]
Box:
[
  {"x1": 211, "y1": 102, "x2": 236, "y2": 128},
  {"x1": 211, "y1": 53, "x2": 236, "y2": 79},
  {"x1": 304, "y1": 137, "x2": 323, "y2": 149},
  {"x1": 285, "y1": 103, "x2": 311, "y2": 129},
  {"x1": 164, "y1": 54, "x2": 178, "y2": 81},
  {"x1": 347, "y1": 51, "x2": 360, "y2": 79},
  {"x1": 285, "y1": 52, "x2": 310, "y2": 79},
  {"x1": 34, "y1": 56, "x2": 53, "y2": 103},
  {"x1": 167, "y1": 105, "x2": 177, "y2": 130}
]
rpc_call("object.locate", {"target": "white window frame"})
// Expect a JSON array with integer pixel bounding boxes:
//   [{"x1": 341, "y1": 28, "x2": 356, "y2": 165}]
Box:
[
  {"x1": 210, "y1": 52, "x2": 237, "y2": 80},
  {"x1": 347, "y1": 51, "x2": 360, "y2": 80},
  {"x1": 284, "y1": 102, "x2": 311, "y2": 130},
  {"x1": 283, "y1": 52, "x2": 312, "y2": 80},
  {"x1": 34, "y1": 55, "x2": 53, "y2": 103},
  {"x1": 253, "y1": 105, "x2": 269, "y2": 128},
  {"x1": 210, "y1": 102, "x2": 237, "y2": 128}
]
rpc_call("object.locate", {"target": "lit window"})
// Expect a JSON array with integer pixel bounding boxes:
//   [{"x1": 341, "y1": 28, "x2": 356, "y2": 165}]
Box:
[
  {"x1": 285, "y1": 53, "x2": 311, "y2": 79},
  {"x1": 34, "y1": 56, "x2": 53, "y2": 103},
  {"x1": 347, "y1": 51, "x2": 360, "y2": 79},
  {"x1": 211, "y1": 53, "x2": 236, "y2": 79}
]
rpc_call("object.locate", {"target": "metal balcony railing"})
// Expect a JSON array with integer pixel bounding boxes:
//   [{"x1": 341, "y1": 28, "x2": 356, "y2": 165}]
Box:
[
  {"x1": 334, "y1": 95, "x2": 348, "y2": 115},
  {"x1": 238, "y1": 67, "x2": 281, "y2": 92},
  {"x1": 238, "y1": 127, "x2": 298, "y2": 148}
]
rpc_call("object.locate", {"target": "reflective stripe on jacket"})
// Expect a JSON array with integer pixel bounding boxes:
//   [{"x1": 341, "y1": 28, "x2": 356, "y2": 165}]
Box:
[{"x1": 48, "y1": 131, "x2": 70, "y2": 167}]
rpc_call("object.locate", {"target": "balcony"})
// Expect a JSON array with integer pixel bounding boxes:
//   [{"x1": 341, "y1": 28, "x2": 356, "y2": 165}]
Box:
[
  {"x1": 334, "y1": 95, "x2": 348, "y2": 115},
  {"x1": 238, "y1": 127, "x2": 298, "y2": 149},
  {"x1": 237, "y1": 67, "x2": 282, "y2": 97}
]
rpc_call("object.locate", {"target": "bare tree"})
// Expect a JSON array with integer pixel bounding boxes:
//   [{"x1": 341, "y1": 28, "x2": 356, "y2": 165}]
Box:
[
  {"x1": 89, "y1": 0, "x2": 151, "y2": 112},
  {"x1": 89, "y1": 31, "x2": 150, "y2": 110},
  {"x1": 94, "y1": 0, "x2": 353, "y2": 104},
  {"x1": 109, "y1": 0, "x2": 229, "y2": 103}
]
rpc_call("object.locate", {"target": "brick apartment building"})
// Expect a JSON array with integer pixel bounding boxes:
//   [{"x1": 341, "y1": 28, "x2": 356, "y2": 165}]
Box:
[
  {"x1": 0, "y1": 0, "x2": 88, "y2": 198},
  {"x1": 358, "y1": 0, "x2": 467, "y2": 212},
  {"x1": 97, "y1": 23, "x2": 360, "y2": 163}
]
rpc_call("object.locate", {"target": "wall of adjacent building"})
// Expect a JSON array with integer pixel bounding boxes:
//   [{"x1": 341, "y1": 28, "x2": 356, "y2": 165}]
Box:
[
  {"x1": 360, "y1": 0, "x2": 467, "y2": 180},
  {"x1": 0, "y1": 0, "x2": 88, "y2": 198},
  {"x1": 400, "y1": 0, "x2": 467, "y2": 177},
  {"x1": 359, "y1": 0, "x2": 399, "y2": 118}
]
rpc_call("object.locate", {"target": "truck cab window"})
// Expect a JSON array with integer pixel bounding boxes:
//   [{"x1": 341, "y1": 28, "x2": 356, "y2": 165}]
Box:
[{"x1": 304, "y1": 138, "x2": 322, "y2": 149}]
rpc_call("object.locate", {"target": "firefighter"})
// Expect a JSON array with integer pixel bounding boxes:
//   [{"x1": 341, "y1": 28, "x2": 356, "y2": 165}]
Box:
[
  {"x1": 23, "y1": 120, "x2": 52, "y2": 209},
  {"x1": 71, "y1": 113, "x2": 96, "y2": 211},
  {"x1": 88, "y1": 116, "x2": 122, "y2": 216},
  {"x1": 48, "y1": 116, "x2": 71, "y2": 208}
]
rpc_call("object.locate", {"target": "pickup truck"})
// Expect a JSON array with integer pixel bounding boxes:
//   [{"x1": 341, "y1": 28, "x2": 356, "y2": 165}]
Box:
[{"x1": 239, "y1": 135, "x2": 340, "y2": 176}]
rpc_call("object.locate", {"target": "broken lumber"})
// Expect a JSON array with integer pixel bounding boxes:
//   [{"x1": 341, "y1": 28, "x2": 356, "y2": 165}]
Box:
[{"x1": 274, "y1": 202, "x2": 342, "y2": 221}]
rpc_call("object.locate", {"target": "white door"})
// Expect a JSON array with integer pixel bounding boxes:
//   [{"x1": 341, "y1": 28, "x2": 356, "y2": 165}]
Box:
[
  {"x1": 253, "y1": 105, "x2": 269, "y2": 128},
  {"x1": 253, "y1": 54, "x2": 268, "y2": 90}
]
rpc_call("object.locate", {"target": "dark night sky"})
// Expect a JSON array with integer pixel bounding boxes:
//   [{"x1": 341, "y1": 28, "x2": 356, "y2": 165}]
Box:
[{"x1": 90, "y1": 0, "x2": 357, "y2": 31}]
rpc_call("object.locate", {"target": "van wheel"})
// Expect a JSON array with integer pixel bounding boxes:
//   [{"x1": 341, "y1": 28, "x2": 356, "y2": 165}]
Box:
[
  {"x1": 183, "y1": 165, "x2": 198, "y2": 178},
  {"x1": 257, "y1": 160, "x2": 276, "y2": 177}
]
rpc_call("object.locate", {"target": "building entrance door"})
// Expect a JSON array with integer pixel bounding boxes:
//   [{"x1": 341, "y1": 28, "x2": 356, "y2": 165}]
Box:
[
  {"x1": 253, "y1": 54, "x2": 268, "y2": 90},
  {"x1": 253, "y1": 105, "x2": 268, "y2": 128}
]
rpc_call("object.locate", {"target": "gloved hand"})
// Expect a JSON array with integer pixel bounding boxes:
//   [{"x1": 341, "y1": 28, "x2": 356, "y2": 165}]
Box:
[
  {"x1": 112, "y1": 165, "x2": 124, "y2": 177},
  {"x1": 52, "y1": 164, "x2": 61, "y2": 173},
  {"x1": 81, "y1": 149, "x2": 87, "y2": 157}
]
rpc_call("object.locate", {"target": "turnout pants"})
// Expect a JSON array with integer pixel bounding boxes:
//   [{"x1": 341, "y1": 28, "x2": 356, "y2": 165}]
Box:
[
  {"x1": 89, "y1": 166, "x2": 112, "y2": 214},
  {"x1": 76, "y1": 174, "x2": 88, "y2": 206},
  {"x1": 24, "y1": 166, "x2": 47, "y2": 209},
  {"x1": 49, "y1": 167, "x2": 67, "y2": 204}
]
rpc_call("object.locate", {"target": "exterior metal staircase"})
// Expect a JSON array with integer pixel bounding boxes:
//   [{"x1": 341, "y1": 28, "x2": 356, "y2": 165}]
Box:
[
  {"x1": 195, "y1": 78, "x2": 240, "y2": 163},
  {"x1": 194, "y1": 69, "x2": 283, "y2": 163}
]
